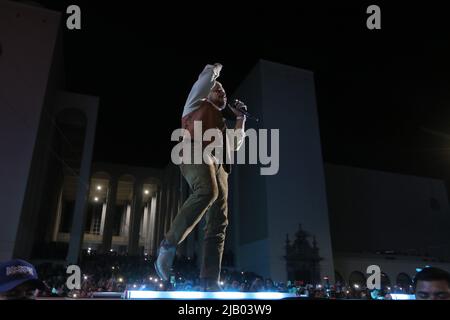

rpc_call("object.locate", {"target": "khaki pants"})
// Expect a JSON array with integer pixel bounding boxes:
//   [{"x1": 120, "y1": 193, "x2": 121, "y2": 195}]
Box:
[{"x1": 165, "y1": 161, "x2": 229, "y2": 282}]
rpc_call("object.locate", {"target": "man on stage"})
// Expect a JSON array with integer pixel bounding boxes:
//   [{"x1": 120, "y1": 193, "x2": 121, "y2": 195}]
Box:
[{"x1": 155, "y1": 63, "x2": 247, "y2": 291}]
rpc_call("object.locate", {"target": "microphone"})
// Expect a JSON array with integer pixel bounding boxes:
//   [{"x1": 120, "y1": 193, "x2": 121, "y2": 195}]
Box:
[{"x1": 227, "y1": 100, "x2": 259, "y2": 122}]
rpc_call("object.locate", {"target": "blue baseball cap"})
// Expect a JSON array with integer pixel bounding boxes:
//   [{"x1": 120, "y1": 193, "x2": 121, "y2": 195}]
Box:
[{"x1": 0, "y1": 259, "x2": 46, "y2": 293}]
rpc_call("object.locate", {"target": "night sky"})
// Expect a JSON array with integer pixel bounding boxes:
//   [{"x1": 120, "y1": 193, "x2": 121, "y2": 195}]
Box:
[{"x1": 35, "y1": 1, "x2": 450, "y2": 180}]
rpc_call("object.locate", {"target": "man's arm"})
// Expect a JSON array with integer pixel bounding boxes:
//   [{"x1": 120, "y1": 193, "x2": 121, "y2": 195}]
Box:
[
  {"x1": 228, "y1": 101, "x2": 247, "y2": 151},
  {"x1": 182, "y1": 63, "x2": 222, "y2": 117},
  {"x1": 233, "y1": 118, "x2": 246, "y2": 151}
]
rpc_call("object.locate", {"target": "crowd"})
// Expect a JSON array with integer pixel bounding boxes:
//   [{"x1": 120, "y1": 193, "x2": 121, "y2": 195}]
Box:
[
  {"x1": 29, "y1": 252, "x2": 411, "y2": 299},
  {"x1": 2, "y1": 252, "x2": 449, "y2": 300}
]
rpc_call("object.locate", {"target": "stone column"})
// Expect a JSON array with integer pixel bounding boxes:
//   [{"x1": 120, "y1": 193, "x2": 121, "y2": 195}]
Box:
[
  {"x1": 124, "y1": 203, "x2": 131, "y2": 237},
  {"x1": 52, "y1": 187, "x2": 64, "y2": 242},
  {"x1": 66, "y1": 117, "x2": 97, "y2": 265},
  {"x1": 100, "y1": 176, "x2": 118, "y2": 253},
  {"x1": 99, "y1": 203, "x2": 107, "y2": 235},
  {"x1": 128, "y1": 180, "x2": 143, "y2": 255},
  {"x1": 148, "y1": 195, "x2": 157, "y2": 255},
  {"x1": 142, "y1": 202, "x2": 149, "y2": 252},
  {"x1": 153, "y1": 188, "x2": 163, "y2": 253}
]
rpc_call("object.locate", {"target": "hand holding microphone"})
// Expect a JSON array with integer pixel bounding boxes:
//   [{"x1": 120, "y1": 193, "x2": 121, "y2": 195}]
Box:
[{"x1": 228, "y1": 99, "x2": 259, "y2": 122}]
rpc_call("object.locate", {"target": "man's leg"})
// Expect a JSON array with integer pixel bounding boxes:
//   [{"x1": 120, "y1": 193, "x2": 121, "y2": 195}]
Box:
[
  {"x1": 155, "y1": 162, "x2": 219, "y2": 281},
  {"x1": 200, "y1": 164, "x2": 229, "y2": 290}
]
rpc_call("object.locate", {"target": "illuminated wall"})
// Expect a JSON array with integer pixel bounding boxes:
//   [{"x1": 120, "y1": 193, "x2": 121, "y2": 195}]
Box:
[{"x1": 230, "y1": 60, "x2": 335, "y2": 282}]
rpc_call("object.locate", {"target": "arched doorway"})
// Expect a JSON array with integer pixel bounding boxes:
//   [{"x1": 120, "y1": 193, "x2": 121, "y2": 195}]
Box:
[
  {"x1": 112, "y1": 174, "x2": 136, "y2": 253},
  {"x1": 74, "y1": 171, "x2": 112, "y2": 254}
]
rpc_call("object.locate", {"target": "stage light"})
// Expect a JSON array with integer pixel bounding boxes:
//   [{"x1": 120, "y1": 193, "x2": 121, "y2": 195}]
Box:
[
  {"x1": 84, "y1": 275, "x2": 88, "y2": 280},
  {"x1": 118, "y1": 278, "x2": 123, "y2": 283},
  {"x1": 97, "y1": 185, "x2": 102, "y2": 190},
  {"x1": 110, "y1": 249, "x2": 114, "y2": 252},
  {"x1": 149, "y1": 277, "x2": 153, "y2": 281},
  {"x1": 391, "y1": 294, "x2": 415, "y2": 300},
  {"x1": 159, "y1": 283, "x2": 163, "y2": 288},
  {"x1": 144, "y1": 190, "x2": 149, "y2": 195},
  {"x1": 127, "y1": 291, "x2": 204, "y2": 299},
  {"x1": 125, "y1": 291, "x2": 295, "y2": 300},
  {"x1": 154, "y1": 279, "x2": 158, "y2": 282},
  {"x1": 94, "y1": 197, "x2": 99, "y2": 202},
  {"x1": 220, "y1": 281, "x2": 224, "y2": 286},
  {"x1": 133, "y1": 284, "x2": 137, "y2": 288},
  {"x1": 354, "y1": 284, "x2": 360, "y2": 289}
]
